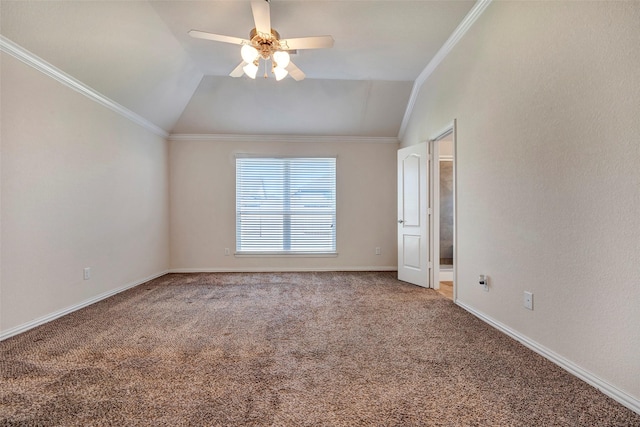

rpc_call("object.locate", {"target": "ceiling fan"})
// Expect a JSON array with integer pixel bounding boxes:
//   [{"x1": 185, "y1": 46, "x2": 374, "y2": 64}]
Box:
[{"x1": 189, "y1": 0, "x2": 334, "y2": 81}]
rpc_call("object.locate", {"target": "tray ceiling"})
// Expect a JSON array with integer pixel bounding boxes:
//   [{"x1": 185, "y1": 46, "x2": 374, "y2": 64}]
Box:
[{"x1": 1, "y1": 1, "x2": 476, "y2": 137}]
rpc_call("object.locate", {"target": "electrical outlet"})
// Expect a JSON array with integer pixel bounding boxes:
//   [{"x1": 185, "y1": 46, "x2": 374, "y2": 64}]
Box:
[
  {"x1": 375, "y1": 247, "x2": 381, "y2": 255},
  {"x1": 83, "y1": 267, "x2": 91, "y2": 280},
  {"x1": 524, "y1": 291, "x2": 534, "y2": 310},
  {"x1": 224, "y1": 248, "x2": 230, "y2": 256},
  {"x1": 479, "y1": 274, "x2": 488, "y2": 291}
]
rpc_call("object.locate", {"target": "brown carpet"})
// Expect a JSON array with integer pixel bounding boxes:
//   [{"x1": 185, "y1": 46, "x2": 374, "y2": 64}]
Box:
[{"x1": 1, "y1": 272, "x2": 638, "y2": 426}]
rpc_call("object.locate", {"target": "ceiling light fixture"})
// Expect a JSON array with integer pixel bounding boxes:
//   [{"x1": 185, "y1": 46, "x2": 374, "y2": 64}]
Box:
[
  {"x1": 273, "y1": 66, "x2": 288, "y2": 81},
  {"x1": 240, "y1": 28, "x2": 292, "y2": 80},
  {"x1": 242, "y1": 61, "x2": 259, "y2": 79},
  {"x1": 241, "y1": 44, "x2": 259, "y2": 63},
  {"x1": 189, "y1": 0, "x2": 334, "y2": 81}
]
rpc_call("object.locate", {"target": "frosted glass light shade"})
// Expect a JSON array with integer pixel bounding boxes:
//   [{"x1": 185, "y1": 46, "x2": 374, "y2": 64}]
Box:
[
  {"x1": 241, "y1": 45, "x2": 259, "y2": 63},
  {"x1": 273, "y1": 50, "x2": 290, "y2": 68},
  {"x1": 273, "y1": 66, "x2": 288, "y2": 81},
  {"x1": 243, "y1": 62, "x2": 259, "y2": 79}
]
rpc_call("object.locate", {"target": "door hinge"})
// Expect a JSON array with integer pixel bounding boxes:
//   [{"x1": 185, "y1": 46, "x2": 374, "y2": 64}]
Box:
[
  {"x1": 427, "y1": 208, "x2": 432, "y2": 215},
  {"x1": 428, "y1": 261, "x2": 433, "y2": 269}
]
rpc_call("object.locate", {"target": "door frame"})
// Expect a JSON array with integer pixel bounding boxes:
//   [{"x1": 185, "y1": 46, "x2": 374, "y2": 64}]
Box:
[{"x1": 429, "y1": 120, "x2": 457, "y2": 301}]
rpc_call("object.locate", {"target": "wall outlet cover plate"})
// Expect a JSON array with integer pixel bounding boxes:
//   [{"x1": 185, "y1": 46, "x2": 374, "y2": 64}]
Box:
[{"x1": 524, "y1": 291, "x2": 533, "y2": 310}]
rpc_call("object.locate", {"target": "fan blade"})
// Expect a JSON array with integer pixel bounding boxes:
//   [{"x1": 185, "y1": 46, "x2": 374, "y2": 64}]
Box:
[
  {"x1": 188, "y1": 30, "x2": 248, "y2": 46},
  {"x1": 280, "y1": 36, "x2": 334, "y2": 50},
  {"x1": 251, "y1": 1, "x2": 271, "y2": 36},
  {"x1": 286, "y1": 61, "x2": 305, "y2": 81},
  {"x1": 230, "y1": 61, "x2": 247, "y2": 78}
]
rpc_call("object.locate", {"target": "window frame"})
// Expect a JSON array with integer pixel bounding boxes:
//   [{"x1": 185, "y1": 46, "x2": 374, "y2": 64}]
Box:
[{"x1": 235, "y1": 155, "x2": 337, "y2": 256}]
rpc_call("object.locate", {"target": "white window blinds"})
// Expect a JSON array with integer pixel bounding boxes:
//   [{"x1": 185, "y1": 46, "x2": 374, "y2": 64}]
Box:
[{"x1": 236, "y1": 157, "x2": 337, "y2": 254}]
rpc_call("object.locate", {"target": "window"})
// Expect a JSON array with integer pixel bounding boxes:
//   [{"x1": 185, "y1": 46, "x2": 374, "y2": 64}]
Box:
[{"x1": 236, "y1": 157, "x2": 336, "y2": 254}]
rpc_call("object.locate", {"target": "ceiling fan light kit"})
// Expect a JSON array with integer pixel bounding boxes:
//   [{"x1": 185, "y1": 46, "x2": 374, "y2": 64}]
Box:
[
  {"x1": 273, "y1": 50, "x2": 290, "y2": 68},
  {"x1": 273, "y1": 66, "x2": 288, "y2": 81},
  {"x1": 241, "y1": 44, "x2": 259, "y2": 63},
  {"x1": 188, "y1": 0, "x2": 334, "y2": 82},
  {"x1": 239, "y1": 29, "x2": 290, "y2": 80},
  {"x1": 242, "y1": 61, "x2": 259, "y2": 79}
]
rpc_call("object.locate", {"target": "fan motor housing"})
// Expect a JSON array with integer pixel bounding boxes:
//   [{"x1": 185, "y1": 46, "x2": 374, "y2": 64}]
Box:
[{"x1": 249, "y1": 28, "x2": 283, "y2": 59}]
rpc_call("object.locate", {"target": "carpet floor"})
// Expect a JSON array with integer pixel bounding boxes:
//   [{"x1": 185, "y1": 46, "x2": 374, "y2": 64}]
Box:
[{"x1": 1, "y1": 272, "x2": 638, "y2": 426}]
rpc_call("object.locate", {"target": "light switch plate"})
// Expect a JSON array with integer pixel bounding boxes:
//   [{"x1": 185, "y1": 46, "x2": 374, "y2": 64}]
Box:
[{"x1": 524, "y1": 291, "x2": 533, "y2": 310}]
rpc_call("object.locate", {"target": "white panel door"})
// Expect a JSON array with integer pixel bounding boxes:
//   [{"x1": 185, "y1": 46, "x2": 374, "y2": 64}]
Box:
[{"x1": 397, "y1": 142, "x2": 429, "y2": 287}]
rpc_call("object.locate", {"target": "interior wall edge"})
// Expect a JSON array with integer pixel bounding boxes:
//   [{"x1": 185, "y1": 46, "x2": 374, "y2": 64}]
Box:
[
  {"x1": 0, "y1": 35, "x2": 169, "y2": 139},
  {"x1": 456, "y1": 300, "x2": 640, "y2": 416},
  {"x1": 0, "y1": 270, "x2": 170, "y2": 341}
]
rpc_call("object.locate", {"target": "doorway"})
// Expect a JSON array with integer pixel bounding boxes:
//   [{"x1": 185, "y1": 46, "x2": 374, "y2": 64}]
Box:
[
  {"x1": 396, "y1": 122, "x2": 456, "y2": 297},
  {"x1": 430, "y1": 124, "x2": 456, "y2": 301}
]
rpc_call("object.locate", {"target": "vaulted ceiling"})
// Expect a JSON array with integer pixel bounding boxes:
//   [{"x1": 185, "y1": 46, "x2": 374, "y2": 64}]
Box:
[{"x1": 0, "y1": 0, "x2": 476, "y2": 137}]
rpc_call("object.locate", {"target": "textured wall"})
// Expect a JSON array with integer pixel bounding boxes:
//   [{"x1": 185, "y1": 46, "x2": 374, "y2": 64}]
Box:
[
  {"x1": 402, "y1": 1, "x2": 640, "y2": 402},
  {"x1": 169, "y1": 138, "x2": 398, "y2": 271},
  {"x1": 1, "y1": 53, "x2": 170, "y2": 334}
]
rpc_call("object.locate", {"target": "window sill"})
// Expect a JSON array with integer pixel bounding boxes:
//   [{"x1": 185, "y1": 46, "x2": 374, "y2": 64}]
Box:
[{"x1": 234, "y1": 252, "x2": 338, "y2": 258}]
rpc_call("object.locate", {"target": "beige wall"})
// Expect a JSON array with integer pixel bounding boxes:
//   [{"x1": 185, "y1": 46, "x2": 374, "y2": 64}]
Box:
[
  {"x1": 402, "y1": 2, "x2": 640, "y2": 402},
  {"x1": 0, "y1": 53, "x2": 170, "y2": 334},
  {"x1": 169, "y1": 138, "x2": 397, "y2": 271}
]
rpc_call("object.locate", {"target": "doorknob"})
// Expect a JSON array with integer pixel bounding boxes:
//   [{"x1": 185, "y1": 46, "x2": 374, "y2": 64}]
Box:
[{"x1": 398, "y1": 219, "x2": 404, "y2": 224}]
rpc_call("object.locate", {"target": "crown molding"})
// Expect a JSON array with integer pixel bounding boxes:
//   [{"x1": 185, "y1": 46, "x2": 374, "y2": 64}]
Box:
[
  {"x1": 169, "y1": 134, "x2": 399, "y2": 144},
  {"x1": 397, "y1": 0, "x2": 493, "y2": 141},
  {"x1": 0, "y1": 35, "x2": 169, "y2": 139}
]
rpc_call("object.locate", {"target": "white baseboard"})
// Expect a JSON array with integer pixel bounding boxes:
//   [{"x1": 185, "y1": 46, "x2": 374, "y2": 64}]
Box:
[
  {"x1": 168, "y1": 266, "x2": 398, "y2": 273},
  {"x1": 0, "y1": 270, "x2": 169, "y2": 341},
  {"x1": 1, "y1": 268, "x2": 394, "y2": 340},
  {"x1": 456, "y1": 301, "x2": 640, "y2": 415}
]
